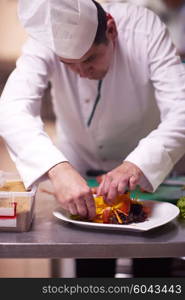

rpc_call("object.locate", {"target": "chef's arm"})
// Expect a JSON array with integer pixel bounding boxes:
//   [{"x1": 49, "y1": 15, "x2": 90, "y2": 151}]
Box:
[
  {"x1": 0, "y1": 38, "x2": 67, "y2": 189},
  {"x1": 124, "y1": 11, "x2": 185, "y2": 192}
]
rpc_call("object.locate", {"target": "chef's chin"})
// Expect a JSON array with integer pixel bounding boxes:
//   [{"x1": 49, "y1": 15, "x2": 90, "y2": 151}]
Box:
[{"x1": 88, "y1": 71, "x2": 107, "y2": 80}]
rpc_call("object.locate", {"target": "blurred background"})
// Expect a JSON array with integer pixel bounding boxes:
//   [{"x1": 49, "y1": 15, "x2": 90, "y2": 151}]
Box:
[{"x1": 0, "y1": 0, "x2": 185, "y2": 278}]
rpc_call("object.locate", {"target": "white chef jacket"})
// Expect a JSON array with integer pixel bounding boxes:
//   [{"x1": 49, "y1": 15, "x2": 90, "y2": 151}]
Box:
[{"x1": 1, "y1": 2, "x2": 185, "y2": 191}]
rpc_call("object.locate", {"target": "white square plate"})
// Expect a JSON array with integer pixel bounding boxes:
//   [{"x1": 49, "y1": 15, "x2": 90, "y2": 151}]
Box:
[{"x1": 53, "y1": 200, "x2": 180, "y2": 232}]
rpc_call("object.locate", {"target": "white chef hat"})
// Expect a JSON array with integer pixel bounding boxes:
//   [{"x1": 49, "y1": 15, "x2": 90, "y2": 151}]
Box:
[{"x1": 18, "y1": 0, "x2": 98, "y2": 59}]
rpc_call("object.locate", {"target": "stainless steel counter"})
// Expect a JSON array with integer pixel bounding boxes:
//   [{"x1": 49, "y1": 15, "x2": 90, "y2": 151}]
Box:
[{"x1": 0, "y1": 185, "x2": 185, "y2": 259}]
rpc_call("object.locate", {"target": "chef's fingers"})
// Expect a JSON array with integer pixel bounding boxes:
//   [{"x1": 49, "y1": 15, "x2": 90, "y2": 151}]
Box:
[
  {"x1": 85, "y1": 194, "x2": 96, "y2": 220},
  {"x1": 96, "y1": 175, "x2": 106, "y2": 196},
  {"x1": 102, "y1": 174, "x2": 114, "y2": 197},
  {"x1": 91, "y1": 187, "x2": 98, "y2": 194},
  {"x1": 68, "y1": 202, "x2": 78, "y2": 216},
  {"x1": 96, "y1": 175, "x2": 105, "y2": 184},
  {"x1": 117, "y1": 180, "x2": 128, "y2": 194},
  {"x1": 97, "y1": 175, "x2": 112, "y2": 202},
  {"x1": 106, "y1": 181, "x2": 118, "y2": 204},
  {"x1": 129, "y1": 174, "x2": 139, "y2": 190},
  {"x1": 75, "y1": 197, "x2": 88, "y2": 218}
]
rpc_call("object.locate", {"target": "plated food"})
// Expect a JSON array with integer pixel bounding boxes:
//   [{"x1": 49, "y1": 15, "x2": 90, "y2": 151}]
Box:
[
  {"x1": 54, "y1": 199, "x2": 179, "y2": 232},
  {"x1": 72, "y1": 192, "x2": 150, "y2": 225}
]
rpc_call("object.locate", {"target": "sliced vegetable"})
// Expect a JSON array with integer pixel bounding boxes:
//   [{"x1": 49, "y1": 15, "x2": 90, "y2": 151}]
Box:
[
  {"x1": 113, "y1": 209, "x2": 123, "y2": 224},
  {"x1": 102, "y1": 207, "x2": 112, "y2": 223},
  {"x1": 114, "y1": 194, "x2": 131, "y2": 216}
]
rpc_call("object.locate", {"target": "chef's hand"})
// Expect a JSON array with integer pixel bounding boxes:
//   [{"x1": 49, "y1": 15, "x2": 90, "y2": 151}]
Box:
[
  {"x1": 48, "y1": 162, "x2": 96, "y2": 219},
  {"x1": 97, "y1": 161, "x2": 143, "y2": 205}
]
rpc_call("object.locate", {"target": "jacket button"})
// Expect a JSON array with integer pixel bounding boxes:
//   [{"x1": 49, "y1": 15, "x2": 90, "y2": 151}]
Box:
[
  {"x1": 85, "y1": 98, "x2": 90, "y2": 103},
  {"x1": 98, "y1": 145, "x2": 103, "y2": 149}
]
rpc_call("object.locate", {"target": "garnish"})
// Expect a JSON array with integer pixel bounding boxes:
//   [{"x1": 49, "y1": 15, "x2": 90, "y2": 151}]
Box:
[{"x1": 177, "y1": 196, "x2": 185, "y2": 219}]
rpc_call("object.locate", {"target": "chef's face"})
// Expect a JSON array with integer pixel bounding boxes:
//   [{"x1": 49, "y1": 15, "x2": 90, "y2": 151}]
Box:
[{"x1": 59, "y1": 18, "x2": 117, "y2": 80}]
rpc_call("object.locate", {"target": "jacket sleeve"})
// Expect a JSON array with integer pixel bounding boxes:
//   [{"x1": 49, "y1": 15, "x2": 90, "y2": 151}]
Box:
[
  {"x1": 0, "y1": 38, "x2": 68, "y2": 189},
  {"x1": 125, "y1": 9, "x2": 185, "y2": 191}
]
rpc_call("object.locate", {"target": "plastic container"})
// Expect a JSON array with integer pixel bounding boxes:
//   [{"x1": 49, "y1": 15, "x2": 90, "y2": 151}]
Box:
[{"x1": 0, "y1": 171, "x2": 37, "y2": 232}]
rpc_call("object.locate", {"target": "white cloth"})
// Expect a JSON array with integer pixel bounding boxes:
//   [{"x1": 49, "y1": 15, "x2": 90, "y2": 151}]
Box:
[
  {"x1": 18, "y1": 0, "x2": 98, "y2": 59},
  {"x1": 1, "y1": 2, "x2": 185, "y2": 191}
]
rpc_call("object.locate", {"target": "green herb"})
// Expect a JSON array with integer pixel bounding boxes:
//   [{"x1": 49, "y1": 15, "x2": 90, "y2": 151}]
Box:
[
  {"x1": 71, "y1": 215, "x2": 83, "y2": 221},
  {"x1": 177, "y1": 196, "x2": 185, "y2": 219}
]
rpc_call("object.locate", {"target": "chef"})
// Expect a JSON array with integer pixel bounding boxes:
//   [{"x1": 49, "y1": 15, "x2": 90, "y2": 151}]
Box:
[{"x1": 1, "y1": 0, "x2": 185, "y2": 278}]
